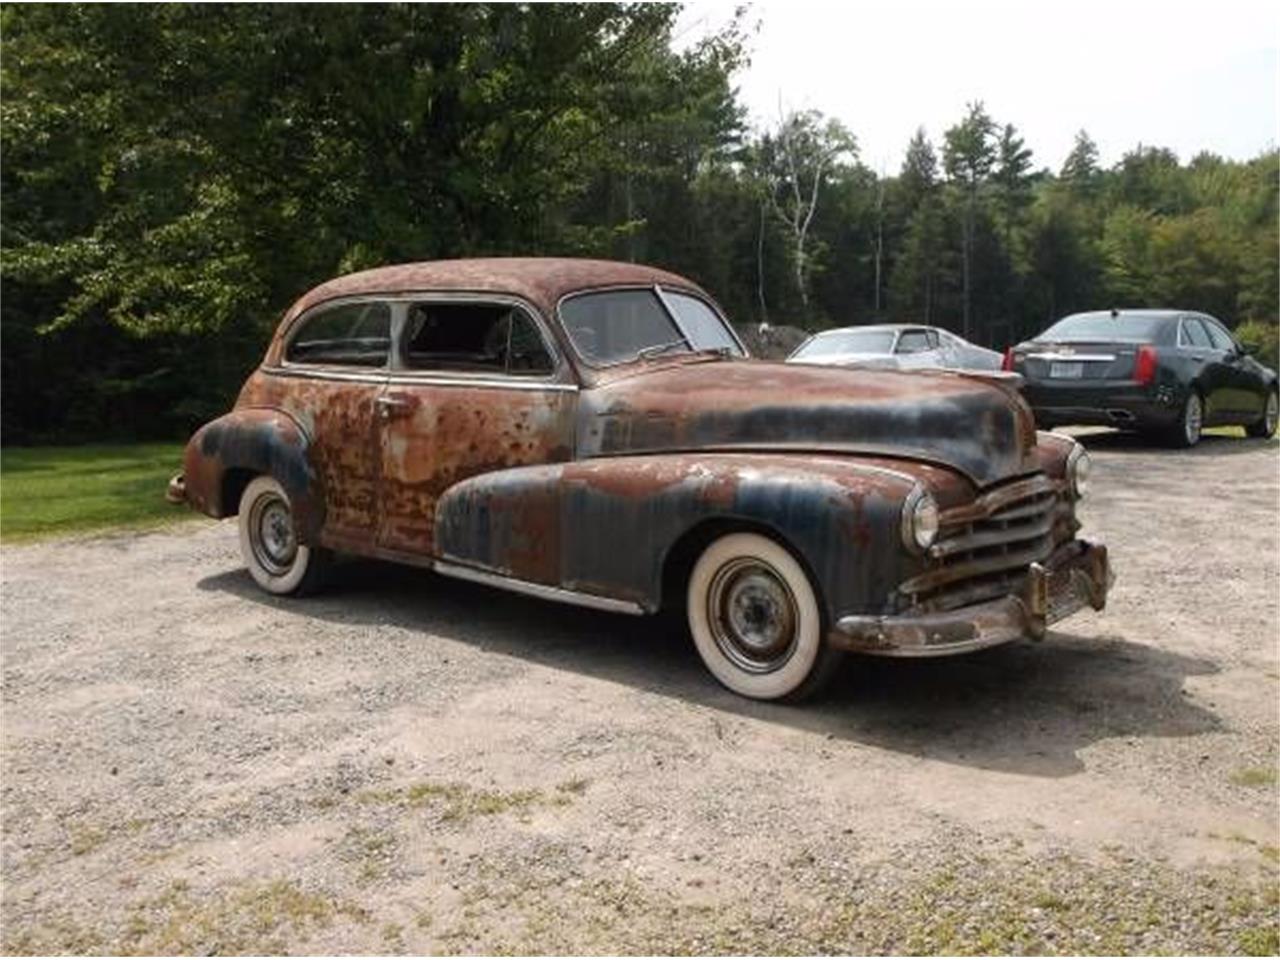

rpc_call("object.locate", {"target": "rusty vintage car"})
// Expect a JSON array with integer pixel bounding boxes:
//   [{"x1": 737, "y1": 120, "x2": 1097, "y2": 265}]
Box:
[{"x1": 169, "y1": 258, "x2": 1112, "y2": 701}]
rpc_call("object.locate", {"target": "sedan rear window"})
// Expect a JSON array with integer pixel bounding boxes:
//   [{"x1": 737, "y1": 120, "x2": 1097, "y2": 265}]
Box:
[
  {"x1": 1041, "y1": 314, "x2": 1167, "y2": 342},
  {"x1": 792, "y1": 330, "x2": 896, "y2": 359},
  {"x1": 287, "y1": 301, "x2": 391, "y2": 367}
]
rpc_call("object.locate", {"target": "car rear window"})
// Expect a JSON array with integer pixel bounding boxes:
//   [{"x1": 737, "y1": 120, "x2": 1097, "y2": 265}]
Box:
[
  {"x1": 286, "y1": 301, "x2": 392, "y2": 367},
  {"x1": 1041, "y1": 314, "x2": 1167, "y2": 342},
  {"x1": 792, "y1": 330, "x2": 896, "y2": 359}
]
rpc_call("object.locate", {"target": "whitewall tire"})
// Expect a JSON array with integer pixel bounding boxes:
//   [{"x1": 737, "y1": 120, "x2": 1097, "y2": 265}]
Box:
[
  {"x1": 687, "y1": 531, "x2": 840, "y2": 701},
  {"x1": 237, "y1": 476, "x2": 330, "y2": 596}
]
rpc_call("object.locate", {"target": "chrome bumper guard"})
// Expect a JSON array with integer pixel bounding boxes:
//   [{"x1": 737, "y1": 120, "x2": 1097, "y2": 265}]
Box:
[
  {"x1": 831, "y1": 539, "x2": 1113, "y2": 657},
  {"x1": 165, "y1": 473, "x2": 187, "y2": 505}
]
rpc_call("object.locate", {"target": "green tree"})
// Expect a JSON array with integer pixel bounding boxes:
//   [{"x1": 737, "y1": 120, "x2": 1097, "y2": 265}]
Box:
[
  {"x1": 1060, "y1": 129, "x2": 1100, "y2": 184},
  {"x1": 757, "y1": 110, "x2": 857, "y2": 316},
  {"x1": 942, "y1": 101, "x2": 996, "y2": 339}
]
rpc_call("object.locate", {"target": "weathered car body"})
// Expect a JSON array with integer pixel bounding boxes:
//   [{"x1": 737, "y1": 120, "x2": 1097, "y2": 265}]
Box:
[{"x1": 171, "y1": 258, "x2": 1112, "y2": 700}]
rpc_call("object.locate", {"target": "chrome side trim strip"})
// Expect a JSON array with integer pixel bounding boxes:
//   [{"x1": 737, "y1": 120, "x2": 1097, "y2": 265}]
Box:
[
  {"x1": 262, "y1": 366, "x2": 388, "y2": 384},
  {"x1": 1026, "y1": 352, "x2": 1117, "y2": 362},
  {"x1": 261, "y1": 366, "x2": 579, "y2": 392},
  {"x1": 431, "y1": 559, "x2": 646, "y2": 615}
]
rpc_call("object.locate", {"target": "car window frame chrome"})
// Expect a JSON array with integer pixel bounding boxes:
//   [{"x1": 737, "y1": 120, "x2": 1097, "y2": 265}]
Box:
[{"x1": 270, "y1": 291, "x2": 578, "y2": 392}]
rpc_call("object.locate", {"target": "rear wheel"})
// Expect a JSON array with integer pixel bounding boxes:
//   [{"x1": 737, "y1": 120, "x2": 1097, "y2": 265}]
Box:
[
  {"x1": 1245, "y1": 389, "x2": 1278, "y2": 438},
  {"x1": 238, "y1": 476, "x2": 331, "y2": 595},
  {"x1": 686, "y1": 532, "x2": 842, "y2": 702},
  {"x1": 1166, "y1": 391, "x2": 1203, "y2": 448}
]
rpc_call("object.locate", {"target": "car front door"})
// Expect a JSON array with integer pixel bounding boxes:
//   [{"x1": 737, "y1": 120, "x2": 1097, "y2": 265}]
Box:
[{"x1": 376, "y1": 298, "x2": 577, "y2": 559}]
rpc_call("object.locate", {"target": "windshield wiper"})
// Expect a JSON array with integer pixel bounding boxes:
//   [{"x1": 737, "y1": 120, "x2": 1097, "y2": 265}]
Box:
[{"x1": 635, "y1": 338, "x2": 692, "y2": 361}]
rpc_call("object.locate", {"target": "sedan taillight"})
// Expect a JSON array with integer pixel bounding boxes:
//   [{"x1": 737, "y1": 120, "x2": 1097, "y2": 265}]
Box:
[
  {"x1": 1134, "y1": 345, "x2": 1158, "y2": 385},
  {"x1": 1002, "y1": 347, "x2": 1015, "y2": 372}
]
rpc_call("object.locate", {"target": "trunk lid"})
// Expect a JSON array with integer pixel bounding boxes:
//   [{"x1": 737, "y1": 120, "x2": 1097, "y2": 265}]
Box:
[{"x1": 1015, "y1": 340, "x2": 1140, "y2": 381}]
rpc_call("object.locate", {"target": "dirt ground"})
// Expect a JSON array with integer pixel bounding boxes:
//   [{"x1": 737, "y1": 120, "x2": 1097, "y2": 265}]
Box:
[{"x1": 2, "y1": 429, "x2": 1278, "y2": 955}]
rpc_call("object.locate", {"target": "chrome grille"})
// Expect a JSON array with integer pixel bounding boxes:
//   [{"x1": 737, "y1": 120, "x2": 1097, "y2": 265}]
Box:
[{"x1": 900, "y1": 475, "x2": 1065, "y2": 613}]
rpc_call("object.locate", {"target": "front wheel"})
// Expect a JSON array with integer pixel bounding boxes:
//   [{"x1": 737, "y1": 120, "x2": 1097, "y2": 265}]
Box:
[
  {"x1": 238, "y1": 476, "x2": 331, "y2": 595},
  {"x1": 686, "y1": 532, "x2": 842, "y2": 701},
  {"x1": 1245, "y1": 389, "x2": 1278, "y2": 439}
]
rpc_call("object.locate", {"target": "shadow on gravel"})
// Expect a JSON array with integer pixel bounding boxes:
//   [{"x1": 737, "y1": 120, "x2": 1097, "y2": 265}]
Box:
[
  {"x1": 199, "y1": 559, "x2": 1222, "y2": 779},
  {"x1": 1068, "y1": 427, "x2": 1278, "y2": 456}
]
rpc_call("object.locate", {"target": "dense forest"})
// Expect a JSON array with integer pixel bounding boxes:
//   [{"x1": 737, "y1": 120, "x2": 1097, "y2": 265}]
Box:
[{"x1": 2, "y1": 4, "x2": 1277, "y2": 442}]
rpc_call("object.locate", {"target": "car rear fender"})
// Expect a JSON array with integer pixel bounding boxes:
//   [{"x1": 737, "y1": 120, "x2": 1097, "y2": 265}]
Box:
[
  {"x1": 182, "y1": 407, "x2": 324, "y2": 540},
  {"x1": 433, "y1": 453, "x2": 920, "y2": 619}
]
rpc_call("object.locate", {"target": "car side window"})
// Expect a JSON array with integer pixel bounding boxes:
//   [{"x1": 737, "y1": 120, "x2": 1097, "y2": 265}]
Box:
[
  {"x1": 1201, "y1": 317, "x2": 1237, "y2": 353},
  {"x1": 926, "y1": 330, "x2": 940, "y2": 349},
  {"x1": 1181, "y1": 318, "x2": 1213, "y2": 349},
  {"x1": 896, "y1": 330, "x2": 932, "y2": 354},
  {"x1": 662, "y1": 291, "x2": 744, "y2": 355},
  {"x1": 402, "y1": 302, "x2": 554, "y2": 376},
  {"x1": 286, "y1": 301, "x2": 392, "y2": 367}
]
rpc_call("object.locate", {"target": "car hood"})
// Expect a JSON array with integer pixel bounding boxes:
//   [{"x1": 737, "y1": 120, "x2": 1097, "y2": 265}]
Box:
[{"x1": 578, "y1": 359, "x2": 1039, "y2": 487}]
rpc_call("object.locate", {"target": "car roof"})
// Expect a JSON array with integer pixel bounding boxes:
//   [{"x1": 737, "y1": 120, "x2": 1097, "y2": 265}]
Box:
[
  {"x1": 812, "y1": 324, "x2": 930, "y2": 336},
  {"x1": 1058, "y1": 309, "x2": 1183, "y2": 322},
  {"x1": 282, "y1": 258, "x2": 709, "y2": 321}
]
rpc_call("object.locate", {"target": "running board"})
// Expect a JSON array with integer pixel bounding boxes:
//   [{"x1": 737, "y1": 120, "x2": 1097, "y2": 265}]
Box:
[{"x1": 431, "y1": 559, "x2": 647, "y2": 616}]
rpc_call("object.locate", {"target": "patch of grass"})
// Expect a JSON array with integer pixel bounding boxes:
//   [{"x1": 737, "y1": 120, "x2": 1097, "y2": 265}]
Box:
[
  {"x1": 5, "y1": 878, "x2": 370, "y2": 955},
  {"x1": 381, "y1": 921, "x2": 404, "y2": 948},
  {"x1": 0, "y1": 443, "x2": 197, "y2": 542},
  {"x1": 341, "y1": 826, "x2": 397, "y2": 882},
  {"x1": 357, "y1": 780, "x2": 549, "y2": 823},
  {"x1": 1230, "y1": 767, "x2": 1278, "y2": 788},
  {"x1": 68, "y1": 823, "x2": 108, "y2": 856},
  {"x1": 1240, "y1": 925, "x2": 1280, "y2": 956},
  {"x1": 1032, "y1": 892, "x2": 1070, "y2": 911}
]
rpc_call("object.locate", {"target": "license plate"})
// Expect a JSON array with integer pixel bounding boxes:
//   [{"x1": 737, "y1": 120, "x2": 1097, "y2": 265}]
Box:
[{"x1": 1050, "y1": 361, "x2": 1084, "y2": 378}]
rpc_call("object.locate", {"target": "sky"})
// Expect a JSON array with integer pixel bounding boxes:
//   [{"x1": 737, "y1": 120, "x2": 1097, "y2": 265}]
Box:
[{"x1": 674, "y1": 0, "x2": 1278, "y2": 174}]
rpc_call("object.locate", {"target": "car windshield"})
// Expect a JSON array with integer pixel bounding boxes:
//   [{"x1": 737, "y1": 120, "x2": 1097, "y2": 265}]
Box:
[
  {"x1": 1041, "y1": 314, "x2": 1167, "y2": 342},
  {"x1": 792, "y1": 330, "x2": 896, "y2": 359},
  {"x1": 559, "y1": 288, "x2": 740, "y2": 365}
]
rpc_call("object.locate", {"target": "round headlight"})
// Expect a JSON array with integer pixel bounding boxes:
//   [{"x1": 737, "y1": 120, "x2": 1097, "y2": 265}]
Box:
[
  {"x1": 901, "y1": 488, "x2": 939, "y2": 553},
  {"x1": 1067, "y1": 444, "x2": 1091, "y2": 500}
]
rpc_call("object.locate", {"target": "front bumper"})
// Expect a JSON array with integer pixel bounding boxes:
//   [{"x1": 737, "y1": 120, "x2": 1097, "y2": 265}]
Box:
[
  {"x1": 165, "y1": 473, "x2": 187, "y2": 505},
  {"x1": 830, "y1": 539, "x2": 1113, "y2": 657}
]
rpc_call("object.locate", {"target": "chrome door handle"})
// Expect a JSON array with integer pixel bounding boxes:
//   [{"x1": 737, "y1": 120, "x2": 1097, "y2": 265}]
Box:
[{"x1": 376, "y1": 395, "x2": 411, "y2": 418}]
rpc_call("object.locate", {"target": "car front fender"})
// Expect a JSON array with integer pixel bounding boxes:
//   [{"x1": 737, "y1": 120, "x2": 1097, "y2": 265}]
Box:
[{"x1": 434, "y1": 453, "x2": 920, "y2": 619}]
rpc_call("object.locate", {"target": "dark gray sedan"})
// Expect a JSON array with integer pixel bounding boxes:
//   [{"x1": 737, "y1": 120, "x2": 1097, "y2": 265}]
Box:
[{"x1": 1006, "y1": 309, "x2": 1279, "y2": 447}]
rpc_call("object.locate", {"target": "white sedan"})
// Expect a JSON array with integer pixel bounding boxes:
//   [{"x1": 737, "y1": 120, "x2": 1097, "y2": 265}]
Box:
[{"x1": 787, "y1": 324, "x2": 1003, "y2": 372}]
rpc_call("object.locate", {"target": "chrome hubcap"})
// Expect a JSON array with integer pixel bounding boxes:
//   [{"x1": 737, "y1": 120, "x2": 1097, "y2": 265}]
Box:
[
  {"x1": 250, "y1": 494, "x2": 296, "y2": 575},
  {"x1": 707, "y1": 558, "x2": 798, "y2": 673},
  {"x1": 1185, "y1": 395, "x2": 1202, "y2": 444}
]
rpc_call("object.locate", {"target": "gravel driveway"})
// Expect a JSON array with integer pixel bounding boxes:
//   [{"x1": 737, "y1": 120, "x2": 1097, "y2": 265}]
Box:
[{"x1": 2, "y1": 430, "x2": 1277, "y2": 954}]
